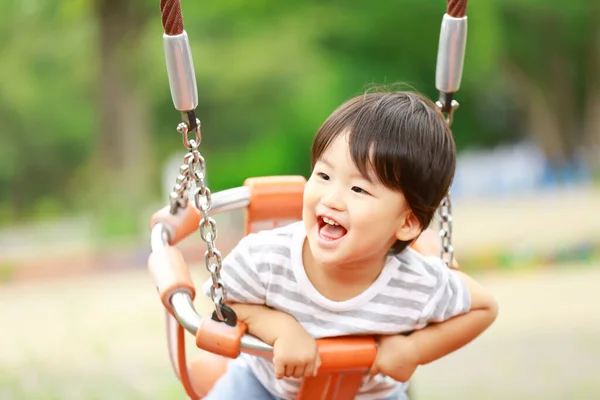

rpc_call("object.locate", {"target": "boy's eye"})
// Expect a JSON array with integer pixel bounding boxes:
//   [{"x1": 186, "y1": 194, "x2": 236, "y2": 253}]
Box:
[
  {"x1": 317, "y1": 172, "x2": 330, "y2": 181},
  {"x1": 351, "y1": 186, "x2": 369, "y2": 195}
]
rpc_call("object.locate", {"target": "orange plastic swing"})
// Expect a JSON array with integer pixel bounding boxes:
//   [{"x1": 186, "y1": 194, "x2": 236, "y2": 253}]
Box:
[
  {"x1": 149, "y1": 176, "x2": 457, "y2": 399},
  {"x1": 149, "y1": 176, "x2": 380, "y2": 399}
]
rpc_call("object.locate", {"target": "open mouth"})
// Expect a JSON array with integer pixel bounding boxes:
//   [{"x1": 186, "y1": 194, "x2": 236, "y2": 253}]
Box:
[{"x1": 317, "y1": 215, "x2": 348, "y2": 241}]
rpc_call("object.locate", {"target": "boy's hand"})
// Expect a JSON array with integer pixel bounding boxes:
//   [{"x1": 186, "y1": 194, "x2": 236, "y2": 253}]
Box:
[
  {"x1": 227, "y1": 302, "x2": 320, "y2": 379},
  {"x1": 272, "y1": 328, "x2": 320, "y2": 379},
  {"x1": 369, "y1": 335, "x2": 420, "y2": 383}
]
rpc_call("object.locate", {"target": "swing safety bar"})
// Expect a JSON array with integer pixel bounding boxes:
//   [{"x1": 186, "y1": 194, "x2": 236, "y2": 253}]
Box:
[{"x1": 152, "y1": 186, "x2": 276, "y2": 361}]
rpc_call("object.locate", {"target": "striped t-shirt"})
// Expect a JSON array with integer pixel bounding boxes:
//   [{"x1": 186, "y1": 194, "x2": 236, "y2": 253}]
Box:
[{"x1": 203, "y1": 221, "x2": 471, "y2": 400}]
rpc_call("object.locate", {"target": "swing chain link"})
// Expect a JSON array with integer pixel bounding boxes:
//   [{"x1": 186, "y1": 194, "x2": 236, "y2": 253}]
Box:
[
  {"x1": 168, "y1": 119, "x2": 228, "y2": 322},
  {"x1": 436, "y1": 96, "x2": 458, "y2": 267},
  {"x1": 438, "y1": 195, "x2": 454, "y2": 266}
]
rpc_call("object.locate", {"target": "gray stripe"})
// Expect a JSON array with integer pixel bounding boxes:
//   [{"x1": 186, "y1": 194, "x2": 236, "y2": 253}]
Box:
[
  {"x1": 386, "y1": 278, "x2": 433, "y2": 294},
  {"x1": 249, "y1": 244, "x2": 291, "y2": 258},
  {"x1": 224, "y1": 284, "x2": 249, "y2": 303},
  {"x1": 266, "y1": 282, "x2": 309, "y2": 304},
  {"x1": 419, "y1": 256, "x2": 440, "y2": 278},
  {"x1": 270, "y1": 263, "x2": 296, "y2": 281},
  {"x1": 274, "y1": 231, "x2": 294, "y2": 238},
  {"x1": 296, "y1": 310, "x2": 417, "y2": 331},
  {"x1": 393, "y1": 256, "x2": 422, "y2": 276},
  {"x1": 371, "y1": 293, "x2": 426, "y2": 309},
  {"x1": 255, "y1": 262, "x2": 296, "y2": 282},
  {"x1": 268, "y1": 283, "x2": 420, "y2": 325},
  {"x1": 442, "y1": 273, "x2": 460, "y2": 320},
  {"x1": 415, "y1": 259, "x2": 443, "y2": 321},
  {"x1": 225, "y1": 253, "x2": 263, "y2": 300},
  {"x1": 430, "y1": 272, "x2": 451, "y2": 320},
  {"x1": 451, "y1": 273, "x2": 471, "y2": 315},
  {"x1": 227, "y1": 252, "x2": 263, "y2": 283}
]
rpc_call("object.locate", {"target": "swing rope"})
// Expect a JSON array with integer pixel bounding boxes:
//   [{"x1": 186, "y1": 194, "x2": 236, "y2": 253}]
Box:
[
  {"x1": 447, "y1": 0, "x2": 467, "y2": 18},
  {"x1": 159, "y1": 0, "x2": 468, "y2": 35},
  {"x1": 160, "y1": 0, "x2": 184, "y2": 36}
]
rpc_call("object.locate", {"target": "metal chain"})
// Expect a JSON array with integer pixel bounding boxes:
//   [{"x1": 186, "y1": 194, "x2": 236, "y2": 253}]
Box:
[
  {"x1": 438, "y1": 195, "x2": 454, "y2": 266},
  {"x1": 436, "y1": 97, "x2": 459, "y2": 266},
  {"x1": 168, "y1": 119, "x2": 228, "y2": 322}
]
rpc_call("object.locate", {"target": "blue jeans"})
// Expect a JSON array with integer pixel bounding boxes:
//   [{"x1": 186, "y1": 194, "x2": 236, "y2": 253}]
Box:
[{"x1": 204, "y1": 362, "x2": 409, "y2": 400}]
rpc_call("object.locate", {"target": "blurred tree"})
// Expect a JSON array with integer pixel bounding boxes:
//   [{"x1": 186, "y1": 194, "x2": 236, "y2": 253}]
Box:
[
  {"x1": 0, "y1": 0, "x2": 597, "y2": 230},
  {"x1": 582, "y1": 0, "x2": 600, "y2": 172},
  {"x1": 91, "y1": 0, "x2": 154, "y2": 236},
  {"x1": 0, "y1": 1, "x2": 95, "y2": 223},
  {"x1": 498, "y1": 0, "x2": 600, "y2": 174}
]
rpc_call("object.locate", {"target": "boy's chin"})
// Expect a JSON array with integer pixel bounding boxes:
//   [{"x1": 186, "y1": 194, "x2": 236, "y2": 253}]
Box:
[{"x1": 311, "y1": 248, "x2": 344, "y2": 268}]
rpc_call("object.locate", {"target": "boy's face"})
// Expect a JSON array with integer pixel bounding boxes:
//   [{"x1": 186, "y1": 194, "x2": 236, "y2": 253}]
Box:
[{"x1": 302, "y1": 133, "x2": 419, "y2": 271}]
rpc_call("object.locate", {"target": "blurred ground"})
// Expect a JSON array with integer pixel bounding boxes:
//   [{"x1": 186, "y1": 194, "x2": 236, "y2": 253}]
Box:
[
  {"x1": 1, "y1": 263, "x2": 599, "y2": 399},
  {"x1": 1, "y1": 186, "x2": 599, "y2": 399}
]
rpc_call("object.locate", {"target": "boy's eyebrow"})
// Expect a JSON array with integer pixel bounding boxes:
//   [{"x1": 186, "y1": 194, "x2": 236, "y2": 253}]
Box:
[
  {"x1": 319, "y1": 157, "x2": 333, "y2": 168},
  {"x1": 352, "y1": 170, "x2": 375, "y2": 184},
  {"x1": 318, "y1": 157, "x2": 375, "y2": 184},
  {"x1": 317, "y1": 158, "x2": 334, "y2": 168}
]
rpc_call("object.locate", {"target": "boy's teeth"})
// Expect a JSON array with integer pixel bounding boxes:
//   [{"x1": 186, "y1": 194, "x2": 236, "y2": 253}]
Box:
[{"x1": 323, "y1": 217, "x2": 339, "y2": 226}]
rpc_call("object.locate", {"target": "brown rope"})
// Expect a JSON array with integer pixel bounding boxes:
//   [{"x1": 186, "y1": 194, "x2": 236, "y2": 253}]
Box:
[
  {"x1": 447, "y1": 0, "x2": 467, "y2": 18},
  {"x1": 160, "y1": 0, "x2": 465, "y2": 34},
  {"x1": 160, "y1": 0, "x2": 184, "y2": 35}
]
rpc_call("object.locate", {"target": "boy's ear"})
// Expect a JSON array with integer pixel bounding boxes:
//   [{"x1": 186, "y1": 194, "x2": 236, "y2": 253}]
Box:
[{"x1": 395, "y1": 211, "x2": 422, "y2": 242}]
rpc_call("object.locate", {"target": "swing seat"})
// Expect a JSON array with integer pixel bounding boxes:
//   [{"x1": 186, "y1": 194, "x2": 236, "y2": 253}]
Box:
[{"x1": 149, "y1": 176, "x2": 380, "y2": 399}]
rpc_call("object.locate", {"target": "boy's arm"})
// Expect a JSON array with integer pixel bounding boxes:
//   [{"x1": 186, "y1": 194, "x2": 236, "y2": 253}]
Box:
[
  {"x1": 408, "y1": 270, "x2": 498, "y2": 364},
  {"x1": 228, "y1": 302, "x2": 304, "y2": 346},
  {"x1": 228, "y1": 303, "x2": 320, "y2": 379},
  {"x1": 371, "y1": 271, "x2": 498, "y2": 381}
]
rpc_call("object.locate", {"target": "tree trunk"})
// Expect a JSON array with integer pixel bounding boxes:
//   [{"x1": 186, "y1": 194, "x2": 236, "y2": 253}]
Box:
[
  {"x1": 582, "y1": 3, "x2": 600, "y2": 173},
  {"x1": 504, "y1": 61, "x2": 569, "y2": 167},
  {"x1": 93, "y1": 0, "x2": 152, "y2": 237}
]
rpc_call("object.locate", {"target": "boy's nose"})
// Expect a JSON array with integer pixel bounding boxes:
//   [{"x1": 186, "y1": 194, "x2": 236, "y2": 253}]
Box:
[{"x1": 321, "y1": 188, "x2": 345, "y2": 211}]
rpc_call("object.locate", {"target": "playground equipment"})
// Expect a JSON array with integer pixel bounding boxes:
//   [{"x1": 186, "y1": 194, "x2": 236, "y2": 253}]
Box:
[{"x1": 149, "y1": 0, "x2": 468, "y2": 398}]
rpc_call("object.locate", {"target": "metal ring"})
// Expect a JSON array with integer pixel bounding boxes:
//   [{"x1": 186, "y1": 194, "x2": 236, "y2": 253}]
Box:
[
  {"x1": 211, "y1": 295, "x2": 225, "y2": 321},
  {"x1": 211, "y1": 277, "x2": 223, "y2": 290},
  {"x1": 193, "y1": 122, "x2": 202, "y2": 146},
  {"x1": 195, "y1": 156, "x2": 207, "y2": 179},
  {"x1": 208, "y1": 262, "x2": 220, "y2": 278},
  {"x1": 205, "y1": 239, "x2": 215, "y2": 255},
  {"x1": 177, "y1": 122, "x2": 188, "y2": 134},
  {"x1": 178, "y1": 163, "x2": 191, "y2": 178},
  {"x1": 204, "y1": 249, "x2": 223, "y2": 271},
  {"x1": 199, "y1": 217, "x2": 218, "y2": 242},
  {"x1": 216, "y1": 279, "x2": 227, "y2": 299},
  {"x1": 194, "y1": 187, "x2": 212, "y2": 212},
  {"x1": 441, "y1": 213, "x2": 453, "y2": 223}
]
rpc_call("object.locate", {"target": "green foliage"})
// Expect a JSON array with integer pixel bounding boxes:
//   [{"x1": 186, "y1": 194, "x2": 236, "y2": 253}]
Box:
[{"x1": 0, "y1": 0, "x2": 595, "y2": 229}]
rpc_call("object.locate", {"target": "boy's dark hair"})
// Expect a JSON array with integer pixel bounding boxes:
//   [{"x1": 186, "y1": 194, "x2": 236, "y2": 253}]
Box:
[{"x1": 311, "y1": 90, "x2": 456, "y2": 254}]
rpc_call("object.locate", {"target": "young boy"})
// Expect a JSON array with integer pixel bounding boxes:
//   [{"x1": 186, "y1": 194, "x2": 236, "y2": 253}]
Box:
[{"x1": 203, "y1": 91, "x2": 498, "y2": 399}]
